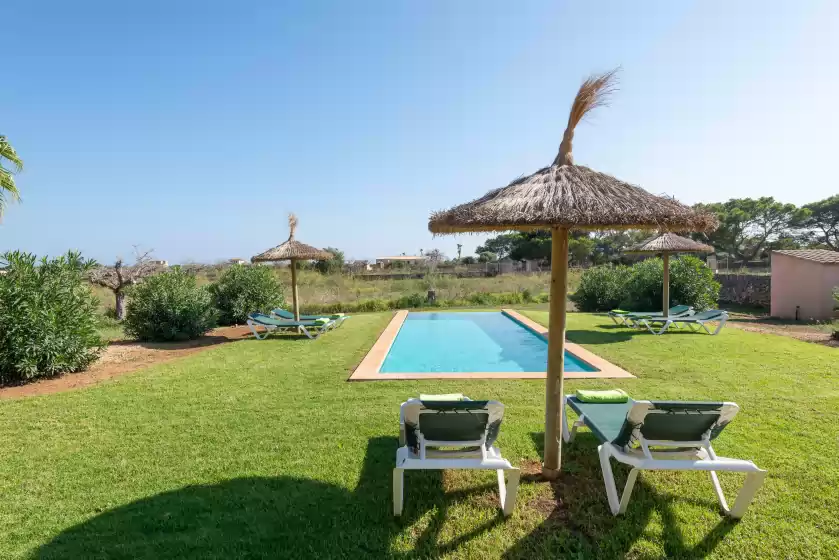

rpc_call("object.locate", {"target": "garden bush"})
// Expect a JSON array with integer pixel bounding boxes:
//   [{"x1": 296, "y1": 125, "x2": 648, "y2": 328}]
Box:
[
  {"x1": 572, "y1": 256, "x2": 719, "y2": 312},
  {"x1": 209, "y1": 265, "x2": 285, "y2": 325},
  {"x1": 668, "y1": 255, "x2": 720, "y2": 311},
  {"x1": 124, "y1": 267, "x2": 217, "y2": 341},
  {"x1": 571, "y1": 265, "x2": 630, "y2": 312},
  {"x1": 0, "y1": 251, "x2": 104, "y2": 383}
]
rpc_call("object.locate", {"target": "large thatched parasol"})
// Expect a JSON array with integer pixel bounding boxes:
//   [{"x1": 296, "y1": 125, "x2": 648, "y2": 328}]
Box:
[
  {"x1": 428, "y1": 70, "x2": 717, "y2": 479},
  {"x1": 625, "y1": 233, "x2": 713, "y2": 317},
  {"x1": 251, "y1": 214, "x2": 332, "y2": 321}
]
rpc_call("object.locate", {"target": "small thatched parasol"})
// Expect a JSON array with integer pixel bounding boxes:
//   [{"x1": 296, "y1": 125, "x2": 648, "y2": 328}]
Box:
[
  {"x1": 428, "y1": 69, "x2": 717, "y2": 479},
  {"x1": 625, "y1": 233, "x2": 713, "y2": 317},
  {"x1": 251, "y1": 214, "x2": 332, "y2": 321}
]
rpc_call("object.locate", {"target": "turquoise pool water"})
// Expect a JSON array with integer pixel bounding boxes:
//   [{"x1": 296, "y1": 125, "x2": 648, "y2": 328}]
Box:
[{"x1": 379, "y1": 312, "x2": 598, "y2": 374}]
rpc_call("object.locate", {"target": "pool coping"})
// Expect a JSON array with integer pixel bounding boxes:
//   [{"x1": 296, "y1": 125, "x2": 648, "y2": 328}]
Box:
[{"x1": 348, "y1": 309, "x2": 635, "y2": 381}]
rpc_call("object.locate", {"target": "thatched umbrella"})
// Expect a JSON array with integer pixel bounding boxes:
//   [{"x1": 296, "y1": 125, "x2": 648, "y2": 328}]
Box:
[
  {"x1": 251, "y1": 214, "x2": 332, "y2": 321},
  {"x1": 625, "y1": 233, "x2": 713, "y2": 317},
  {"x1": 428, "y1": 70, "x2": 717, "y2": 479}
]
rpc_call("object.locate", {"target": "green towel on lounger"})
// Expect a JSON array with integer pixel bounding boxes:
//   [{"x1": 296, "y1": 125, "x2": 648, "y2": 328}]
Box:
[
  {"x1": 611, "y1": 309, "x2": 630, "y2": 315},
  {"x1": 420, "y1": 393, "x2": 465, "y2": 402},
  {"x1": 575, "y1": 389, "x2": 629, "y2": 403},
  {"x1": 313, "y1": 318, "x2": 331, "y2": 325}
]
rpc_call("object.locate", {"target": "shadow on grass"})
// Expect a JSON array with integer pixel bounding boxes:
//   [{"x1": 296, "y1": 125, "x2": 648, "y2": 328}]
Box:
[
  {"x1": 503, "y1": 432, "x2": 737, "y2": 559},
  {"x1": 35, "y1": 436, "x2": 502, "y2": 559},
  {"x1": 566, "y1": 329, "x2": 638, "y2": 344}
]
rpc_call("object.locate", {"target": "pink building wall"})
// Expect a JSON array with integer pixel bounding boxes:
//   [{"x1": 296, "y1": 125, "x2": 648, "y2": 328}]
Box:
[{"x1": 771, "y1": 253, "x2": 839, "y2": 320}]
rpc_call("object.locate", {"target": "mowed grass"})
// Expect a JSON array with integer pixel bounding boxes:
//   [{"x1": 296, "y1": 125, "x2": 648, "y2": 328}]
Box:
[{"x1": 0, "y1": 312, "x2": 837, "y2": 558}]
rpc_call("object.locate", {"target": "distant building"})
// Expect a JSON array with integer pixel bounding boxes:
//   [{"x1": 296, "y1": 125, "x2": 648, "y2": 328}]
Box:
[
  {"x1": 375, "y1": 255, "x2": 428, "y2": 268},
  {"x1": 771, "y1": 249, "x2": 839, "y2": 320},
  {"x1": 228, "y1": 258, "x2": 247, "y2": 265},
  {"x1": 148, "y1": 260, "x2": 169, "y2": 267},
  {"x1": 346, "y1": 260, "x2": 373, "y2": 272}
]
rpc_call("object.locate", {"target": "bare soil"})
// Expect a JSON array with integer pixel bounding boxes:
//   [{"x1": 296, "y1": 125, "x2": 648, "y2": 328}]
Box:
[
  {"x1": 0, "y1": 326, "x2": 252, "y2": 400},
  {"x1": 727, "y1": 312, "x2": 839, "y2": 348}
]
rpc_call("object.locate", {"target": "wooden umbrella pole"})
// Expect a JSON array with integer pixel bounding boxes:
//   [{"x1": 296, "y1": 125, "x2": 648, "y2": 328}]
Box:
[
  {"x1": 291, "y1": 258, "x2": 300, "y2": 321},
  {"x1": 543, "y1": 227, "x2": 569, "y2": 479},
  {"x1": 662, "y1": 252, "x2": 670, "y2": 318}
]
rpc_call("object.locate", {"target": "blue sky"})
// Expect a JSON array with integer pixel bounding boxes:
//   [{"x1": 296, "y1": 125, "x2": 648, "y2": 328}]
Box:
[{"x1": 3, "y1": 0, "x2": 837, "y2": 263}]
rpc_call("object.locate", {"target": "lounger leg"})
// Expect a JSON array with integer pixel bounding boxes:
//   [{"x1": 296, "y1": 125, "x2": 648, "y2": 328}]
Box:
[
  {"x1": 598, "y1": 445, "x2": 621, "y2": 515},
  {"x1": 299, "y1": 326, "x2": 317, "y2": 340},
  {"x1": 393, "y1": 468, "x2": 404, "y2": 516},
  {"x1": 247, "y1": 321, "x2": 269, "y2": 340},
  {"x1": 498, "y1": 468, "x2": 520, "y2": 517},
  {"x1": 618, "y1": 468, "x2": 640, "y2": 514},
  {"x1": 645, "y1": 320, "x2": 673, "y2": 335},
  {"x1": 728, "y1": 470, "x2": 767, "y2": 518},
  {"x1": 709, "y1": 470, "x2": 730, "y2": 512},
  {"x1": 710, "y1": 317, "x2": 727, "y2": 335}
]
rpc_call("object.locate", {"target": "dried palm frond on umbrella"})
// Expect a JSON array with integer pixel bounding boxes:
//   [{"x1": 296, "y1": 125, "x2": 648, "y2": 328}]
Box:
[
  {"x1": 625, "y1": 233, "x2": 713, "y2": 317},
  {"x1": 429, "y1": 69, "x2": 717, "y2": 478},
  {"x1": 251, "y1": 214, "x2": 332, "y2": 321}
]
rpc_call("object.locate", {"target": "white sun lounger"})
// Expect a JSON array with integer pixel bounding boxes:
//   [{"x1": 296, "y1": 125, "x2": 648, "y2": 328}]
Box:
[
  {"x1": 394, "y1": 396, "x2": 520, "y2": 517},
  {"x1": 608, "y1": 305, "x2": 693, "y2": 327},
  {"x1": 246, "y1": 313, "x2": 335, "y2": 340},
  {"x1": 562, "y1": 395, "x2": 766, "y2": 518},
  {"x1": 637, "y1": 309, "x2": 729, "y2": 335}
]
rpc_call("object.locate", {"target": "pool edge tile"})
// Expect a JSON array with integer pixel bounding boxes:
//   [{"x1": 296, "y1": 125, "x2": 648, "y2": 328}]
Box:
[
  {"x1": 349, "y1": 309, "x2": 635, "y2": 381},
  {"x1": 501, "y1": 309, "x2": 635, "y2": 380},
  {"x1": 349, "y1": 310, "x2": 408, "y2": 381}
]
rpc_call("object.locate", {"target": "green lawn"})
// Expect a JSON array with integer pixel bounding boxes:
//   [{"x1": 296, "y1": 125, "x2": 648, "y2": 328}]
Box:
[{"x1": 0, "y1": 312, "x2": 837, "y2": 559}]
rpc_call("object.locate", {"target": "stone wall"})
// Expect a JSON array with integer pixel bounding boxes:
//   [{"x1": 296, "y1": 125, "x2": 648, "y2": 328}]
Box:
[{"x1": 715, "y1": 273, "x2": 771, "y2": 307}]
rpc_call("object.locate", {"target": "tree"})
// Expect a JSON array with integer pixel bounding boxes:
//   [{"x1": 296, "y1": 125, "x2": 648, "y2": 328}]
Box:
[
  {"x1": 314, "y1": 247, "x2": 344, "y2": 275},
  {"x1": 799, "y1": 195, "x2": 839, "y2": 250},
  {"x1": 425, "y1": 249, "x2": 445, "y2": 263},
  {"x1": 693, "y1": 197, "x2": 806, "y2": 262},
  {"x1": 456, "y1": 243, "x2": 462, "y2": 261},
  {"x1": 569, "y1": 235, "x2": 596, "y2": 266},
  {"x1": 475, "y1": 234, "x2": 518, "y2": 259},
  {"x1": 477, "y1": 251, "x2": 498, "y2": 263},
  {"x1": 89, "y1": 247, "x2": 161, "y2": 320},
  {"x1": 509, "y1": 231, "x2": 552, "y2": 262},
  {"x1": 590, "y1": 230, "x2": 648, "y2": 265},
  {"x1": 0, "y1": 135, "x2": 24, "y2": 218},
  {"x1": 460, "y1": 256, "x2": 477, "y2": 265}
]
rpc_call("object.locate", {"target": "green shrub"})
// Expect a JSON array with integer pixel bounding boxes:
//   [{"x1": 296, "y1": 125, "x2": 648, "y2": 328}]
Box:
[
  {"x1": 623, "y1": 258, "x2": 664, "y2": 312},
  {"x1": 668, "y1": 255, "x2": 720, "y2": 311},
  {"x1": 571, "y1": 256, "x2": 720, "y2": 312},
  {"x1": 209, "y1": 265, "x2": 285, "y2": 325},
  {"x1": 571, "y1": 265, "x2": 630, "y2": 312},
  {"x1": 0, "y1": 251, "x2": 104, "y2": 383},
  {"x1": 314, "y1": 247, "x2": 345, "y2": 275},
  {"x1": 396, "y1": 292, "x2": 426, "y2": 308},
  {"x1": 124, "y1": 267, "x2": 217, "y2": 341}
]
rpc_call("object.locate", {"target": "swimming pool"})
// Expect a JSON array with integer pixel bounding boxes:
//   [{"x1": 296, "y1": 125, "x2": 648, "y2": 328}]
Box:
[
  {"x1": 380, "y1": 312, "x2": 594, "y2": 373},
  {"x1": 350, "y1": 309, "x2": 634, "y2": 381}
]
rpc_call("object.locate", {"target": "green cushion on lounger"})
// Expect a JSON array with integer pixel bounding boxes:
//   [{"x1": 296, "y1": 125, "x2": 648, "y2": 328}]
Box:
[
  {"x1": 330, "y1": 313, "x2": 345, "y2": 318},
  {"x1": 313, "y1": 317, "x2": 331, "y2": 325},
  {"x1": 610, "y1": 309, "x2": 630, "y2": 315},
  {"x1": 576, "y1": 389, "x2": 629, "y2": 403}
]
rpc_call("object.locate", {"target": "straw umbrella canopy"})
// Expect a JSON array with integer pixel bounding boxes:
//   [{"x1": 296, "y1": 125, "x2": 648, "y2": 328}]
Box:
[
  {"x1": 251, "y1": 214, "x2": 332, "y2": 321},
  {"x1": 625, "y1": 233, "x2": 713, "y2": 317},
  {"x1": 428, "y1": 70, "x2": 717, "y2": 479}
]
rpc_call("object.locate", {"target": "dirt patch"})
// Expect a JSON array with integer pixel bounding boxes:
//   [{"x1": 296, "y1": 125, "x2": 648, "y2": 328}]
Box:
[
  {"x1": 0, "y1": 326, "x2": 253, "y2": 400},
  {"x1": 727, "y1": 313, "x2": 839, "y2": 348}
]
